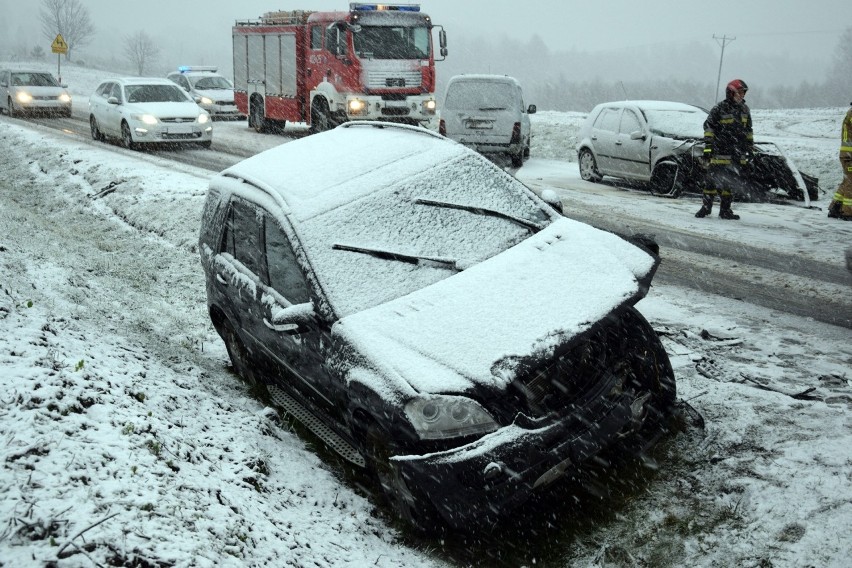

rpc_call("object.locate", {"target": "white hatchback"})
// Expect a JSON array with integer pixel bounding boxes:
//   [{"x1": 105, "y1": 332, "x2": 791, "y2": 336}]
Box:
[{"x1": 88, "y1": 77, "x2": 213, "y2": 150}]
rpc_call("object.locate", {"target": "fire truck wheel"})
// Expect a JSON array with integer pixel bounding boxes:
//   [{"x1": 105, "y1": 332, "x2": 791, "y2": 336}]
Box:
[
  {"x1": 310, "y1": 100, "x2": 331, "y2": 134},
  {"x1": 251, "y1": 101, "x2": 267, "y2": 134}
]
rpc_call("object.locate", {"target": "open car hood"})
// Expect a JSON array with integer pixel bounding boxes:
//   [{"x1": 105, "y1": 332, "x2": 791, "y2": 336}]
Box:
[{"x1": 335, "y1": 216, "x2": 658, "y2": 396}]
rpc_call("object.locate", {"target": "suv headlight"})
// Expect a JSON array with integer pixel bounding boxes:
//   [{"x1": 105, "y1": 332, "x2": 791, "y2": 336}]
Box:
[
  {"x1": 404, "y1": 395, "x2": 498, "y2": 440},
  {"x1": 59, "y1": 93, "x2": 71, "y2": 103},
  {"x1": 199, "y1": 96, "x2": 213, "y2": 105},
  {"x1": 198, "y1": 113, "x2": 209, "y2": 124},
  {"x1": 16, "y1": 92, "x2": 33, "y2": 103}
]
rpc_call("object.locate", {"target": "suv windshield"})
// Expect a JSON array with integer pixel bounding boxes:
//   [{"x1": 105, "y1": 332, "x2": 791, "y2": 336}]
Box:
[
  {"x1": 125, "y1": 84, "x2": 190, "y2": 103},
  {"x1": 192, "y1": 76, "x2": 232, "y2": 90},
  {"x1": 445, "y1": 81, "x2": 517, "y2": 111},
  {"x1": 644, "y1": 108, "x2": 707, "y2": 138},
  {"x1": 12, "y1": 73, "x2": 59, "y2": 87},
  {"x1": 301, "y1": 154, "x2": 552, "y2": 318},
  {"x1": 353, "y1": 25, "x2": 429, "y2": 59}
]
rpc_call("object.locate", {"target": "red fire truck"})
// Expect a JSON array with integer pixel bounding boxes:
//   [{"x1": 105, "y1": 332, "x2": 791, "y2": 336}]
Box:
[{"x1": 233, "y1": 3, "x2": 447, "y2": 134}]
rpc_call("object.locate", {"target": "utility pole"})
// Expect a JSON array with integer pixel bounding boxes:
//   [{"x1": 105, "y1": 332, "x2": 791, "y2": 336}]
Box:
[{"x1": 713, "y1": 34, "x2": 735, "y2": 103}]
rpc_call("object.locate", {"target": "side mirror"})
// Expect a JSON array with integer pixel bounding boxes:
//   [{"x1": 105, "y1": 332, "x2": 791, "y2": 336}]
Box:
[
  {"x1": 265, "y1": 302, "x2": 316, "y2": 334},
  {"x1": 439, "y1": 29, "x2": 447, "y2": 49},
  {"x1": 107, "y1": 96, "x2": 120, "y2": 105},
  {"x1": 527, "y1": 104, "x2": 537, "y2": 114},
  {"x1": 630, "y1": 131, "x2": 645, "y2": 140}
]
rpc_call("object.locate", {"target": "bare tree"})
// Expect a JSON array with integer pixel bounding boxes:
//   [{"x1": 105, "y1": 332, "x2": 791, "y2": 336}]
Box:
[
  {"x1": 39, "y1": 0, "x2": 94, "y2": 61},
  {"x1": 124, "y1": 31, "x2": 160, "y2": 76}
]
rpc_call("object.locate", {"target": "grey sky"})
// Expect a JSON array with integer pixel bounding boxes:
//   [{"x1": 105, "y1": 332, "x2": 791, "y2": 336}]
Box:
[{"x1": 1, "y1": 0, "x2": 847, "y2": 85}]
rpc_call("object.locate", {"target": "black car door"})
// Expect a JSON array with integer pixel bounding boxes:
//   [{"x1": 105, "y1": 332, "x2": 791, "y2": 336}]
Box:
[{"x1": 255, "y1": 212, "x2": 341, "y2": 413}]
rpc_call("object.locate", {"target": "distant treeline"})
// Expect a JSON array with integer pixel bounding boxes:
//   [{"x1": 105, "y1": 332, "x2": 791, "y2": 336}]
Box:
[{"x1": 439, "y1": 28, "x2": 852, "y2": 112}]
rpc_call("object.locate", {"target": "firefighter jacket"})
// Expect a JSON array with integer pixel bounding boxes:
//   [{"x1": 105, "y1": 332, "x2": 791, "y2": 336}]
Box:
[
  {"x1": 840, "y1": 106, "x2": 852, "y2": 160},
  {"x1": 703, "y1": 98, "x2": 754, "y2": 165}
]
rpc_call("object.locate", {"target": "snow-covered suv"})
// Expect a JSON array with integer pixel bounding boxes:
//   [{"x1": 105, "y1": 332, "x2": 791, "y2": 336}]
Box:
[{"x1": 199, "y1": 122, "x2": 677, "y2": 532}]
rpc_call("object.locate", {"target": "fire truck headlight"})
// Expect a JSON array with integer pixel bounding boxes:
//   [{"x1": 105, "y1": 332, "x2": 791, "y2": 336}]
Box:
[
  {"x1": 422, "y1": 100, "x2": 436, "y2": 115},
  {"x1": 347, "y1": 99, "x2": 367, "y2": 115}
]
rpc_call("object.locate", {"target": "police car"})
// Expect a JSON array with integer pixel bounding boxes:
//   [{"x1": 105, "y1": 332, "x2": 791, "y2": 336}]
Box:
[{"x1": 167, "y1": 66, "x2": 242, "y2": 120}]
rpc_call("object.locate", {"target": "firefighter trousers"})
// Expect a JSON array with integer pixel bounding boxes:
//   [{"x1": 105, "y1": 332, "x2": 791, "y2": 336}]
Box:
[{"x1": 831, "y1": 157, "x2": 852, "y2": 217}]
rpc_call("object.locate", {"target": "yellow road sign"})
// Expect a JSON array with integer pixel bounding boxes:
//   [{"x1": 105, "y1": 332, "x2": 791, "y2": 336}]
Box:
[{"x1": 51, "y1": 34, "x2": 68, "y2": 54}]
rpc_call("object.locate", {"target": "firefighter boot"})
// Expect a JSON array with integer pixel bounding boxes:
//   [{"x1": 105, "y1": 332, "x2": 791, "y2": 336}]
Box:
[
  {"x1": 695, "y1": 194, "x2": 714, "y2": 218},
  {"x1": 719, "y1": 195, "x2": 740, "y2": 220}
]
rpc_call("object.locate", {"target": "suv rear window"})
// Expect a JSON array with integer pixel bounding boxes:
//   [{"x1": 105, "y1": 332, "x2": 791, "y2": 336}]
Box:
[{"x1": 445, "y1": 81, "x2": 516, "y2": 111}]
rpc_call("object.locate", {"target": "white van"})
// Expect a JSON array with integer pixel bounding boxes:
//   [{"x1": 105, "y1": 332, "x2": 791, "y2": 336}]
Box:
[{"x1": 439, "y1": 74, "x2": 535, "y2": 167}]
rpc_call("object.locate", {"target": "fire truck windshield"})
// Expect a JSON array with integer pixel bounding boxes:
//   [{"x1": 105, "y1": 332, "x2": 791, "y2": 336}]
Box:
[{"x1": 353, "y1": 25, "x2": 430, "y2": 59}]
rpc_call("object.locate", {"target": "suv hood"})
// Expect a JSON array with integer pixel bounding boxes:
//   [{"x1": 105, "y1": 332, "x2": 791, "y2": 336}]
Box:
[{"x1": 335, "y1": 216, "x2": 657, "y2": 397}]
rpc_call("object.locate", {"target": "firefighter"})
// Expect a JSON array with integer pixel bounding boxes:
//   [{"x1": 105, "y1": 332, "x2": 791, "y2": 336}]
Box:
[
  {"x1": 695, "y1": 79, "x2": 754, "y2": 220},
  {"x1": 827, "y1": 102, "x2": 852, "y2": 221}
]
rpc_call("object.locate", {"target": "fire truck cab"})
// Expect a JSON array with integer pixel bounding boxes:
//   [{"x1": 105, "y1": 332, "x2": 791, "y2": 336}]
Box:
[{"x1": 233, "y1": 3, "x2": 447, "y2": 134}]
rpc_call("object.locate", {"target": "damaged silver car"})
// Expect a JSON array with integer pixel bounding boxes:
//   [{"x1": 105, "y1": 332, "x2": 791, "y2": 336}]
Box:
[
  {"x1": 576, "y1": 100, "x2": 819, "y2": 202},
  {"x1": 199, "y1": 122, "x2": 677, "y2": 531}
]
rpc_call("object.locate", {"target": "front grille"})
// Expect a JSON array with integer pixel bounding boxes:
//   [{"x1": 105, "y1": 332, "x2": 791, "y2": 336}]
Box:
[
  {"x1": 34, "y1": 96, "x2": 59, "y2": 101},
  {"x1": 160, "y1": 117, "x2": 195, "y2": 124},
  {"x1": 381, "y1": 106, "x2": 411, "y2": 116},
  {"x1": 366, "y1": 71, "x2": 421, "y2": 89}
]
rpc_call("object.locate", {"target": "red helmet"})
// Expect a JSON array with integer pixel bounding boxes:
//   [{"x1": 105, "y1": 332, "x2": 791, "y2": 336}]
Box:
[{"x1": 726, "y1": 79, "x2": 748, "y2": 97}]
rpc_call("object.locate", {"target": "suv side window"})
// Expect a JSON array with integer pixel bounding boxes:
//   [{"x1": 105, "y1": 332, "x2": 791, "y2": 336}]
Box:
[
  {"x1": 221, "y1": 198, "x2": 263, "y2": 275},
  {"x1": 595, "y1": 107, "x2": 621, "y2": 133},
  {"x1": 620, "y1": 110, "x2": 642, "y2": 135},
  {"x1": 263, "y1": 218, "x2": 311, "y2": 305}
]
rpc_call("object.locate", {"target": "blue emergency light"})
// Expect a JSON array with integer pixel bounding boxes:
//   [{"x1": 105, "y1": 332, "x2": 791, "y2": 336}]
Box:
[{"x1": 350, "y1": 3, "x2": 420, "y2": 11}]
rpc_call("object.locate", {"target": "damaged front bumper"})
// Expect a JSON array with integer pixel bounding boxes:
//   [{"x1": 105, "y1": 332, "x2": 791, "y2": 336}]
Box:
[{"x1": 392, "y1": 390, "x2": 651, "y2": 530}]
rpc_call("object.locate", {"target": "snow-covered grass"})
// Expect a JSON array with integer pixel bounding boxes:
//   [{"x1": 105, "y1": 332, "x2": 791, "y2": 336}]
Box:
[{"x1": 1, "y1": 61, "x2": 851, "y2": 567}]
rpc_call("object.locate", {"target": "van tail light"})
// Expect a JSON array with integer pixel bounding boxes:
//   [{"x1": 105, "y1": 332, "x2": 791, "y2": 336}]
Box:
[
  {"x1": 439, "y1": 119, "x2": 446, "y2": 137},
  {"x1": 511, "y1": 122, "x2": 521, "y2": 144}
]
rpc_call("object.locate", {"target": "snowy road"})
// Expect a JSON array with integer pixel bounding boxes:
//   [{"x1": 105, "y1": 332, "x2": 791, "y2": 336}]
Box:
[{"x1": 17, "y1": 111, "x2": 852, "y2": 329}]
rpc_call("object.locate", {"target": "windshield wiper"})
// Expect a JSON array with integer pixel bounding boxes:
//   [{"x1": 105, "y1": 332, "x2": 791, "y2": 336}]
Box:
[
  {"x1": 332, "y1": 243, "x2": 461, "y2": 271},
  {"x1": 414, "y1": 198, "x2": 543, "y2": 233}
]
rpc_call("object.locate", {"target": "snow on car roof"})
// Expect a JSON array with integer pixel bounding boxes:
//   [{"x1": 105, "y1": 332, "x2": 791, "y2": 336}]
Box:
[
  {"x1": 596, "y1": 100, "x2": 703, "y2": 112},
  {"x1": 448, "y1": 74, "x2": 522, "y2": 85}
]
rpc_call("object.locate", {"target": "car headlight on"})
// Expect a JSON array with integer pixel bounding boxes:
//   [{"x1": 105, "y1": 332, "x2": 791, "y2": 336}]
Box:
[
  {"x1": 200, "y1": 96, "x2": 213, "y2": 105},
  {"x1": 198, "y1": 113, "x2": 210, "y2": 124},
  {"x1": 59, "y1": 93, "x2": 72, "y2": 103},
  {"x1": 404, "y1": 395, "x2": 498, "y2": 440},
  {"x1": 422, "y1": 99, "x2": 437, "y2": 114},
  {"x1": 131, "y1": 114, "x2": 159, "y2": 125},
  {"x1": 15, "y1": 92, "x2": 33, "y2": 103},
  {"x1": 347, "y1": 98, "x2": 367, "y2": 115}
]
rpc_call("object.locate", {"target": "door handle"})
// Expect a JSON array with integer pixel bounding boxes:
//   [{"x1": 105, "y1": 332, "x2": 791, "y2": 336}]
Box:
[{"x1": 264, "y1": 318, "x2": 300, "y2": 334}]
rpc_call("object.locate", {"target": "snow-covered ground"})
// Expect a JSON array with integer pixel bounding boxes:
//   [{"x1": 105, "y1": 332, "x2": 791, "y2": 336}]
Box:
[{"x1": 1, "y1": 62, "x2": 851, "y2": 568}]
